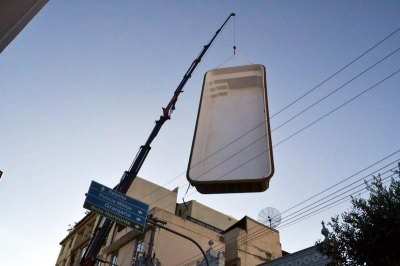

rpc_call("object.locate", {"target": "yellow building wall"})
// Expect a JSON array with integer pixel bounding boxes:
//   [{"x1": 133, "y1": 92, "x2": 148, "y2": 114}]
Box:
[
  {"x1": 225, "y1": 218, "x2": 282, "y2": 266},
  {"x1": 126, "y1": 176, "x2": 178, "y2": 214},
  {"x1": 149, "y1": 207, "x2": 225, "y2": 266}
]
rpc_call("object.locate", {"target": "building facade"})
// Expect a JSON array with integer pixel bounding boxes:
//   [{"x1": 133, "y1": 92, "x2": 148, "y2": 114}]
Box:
[
  {"x1": 55, "y1": 177, "x2": 283, "y2": 266},
  {"x1": 257, "y1": 223, "x2": 331, "y2": 266}
]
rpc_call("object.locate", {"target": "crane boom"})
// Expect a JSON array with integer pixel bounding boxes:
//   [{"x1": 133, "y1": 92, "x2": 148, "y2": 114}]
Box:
[{"x1": 80, "y1": 13, "x2": 235, "y2": 266}]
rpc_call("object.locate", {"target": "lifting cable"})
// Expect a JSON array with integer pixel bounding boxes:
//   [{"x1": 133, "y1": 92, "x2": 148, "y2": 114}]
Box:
[{"x1": 216, "y1": 15, "x2": 253, "y2": 68}]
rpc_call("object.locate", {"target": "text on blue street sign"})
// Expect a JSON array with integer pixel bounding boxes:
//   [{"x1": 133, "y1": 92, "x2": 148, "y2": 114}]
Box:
[{"x1": 83, "y1": 181, "x2": 149, "y2": 230}]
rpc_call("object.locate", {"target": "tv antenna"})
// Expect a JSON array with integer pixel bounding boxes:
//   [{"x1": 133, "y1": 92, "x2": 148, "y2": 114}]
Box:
[{"x1": 257, "y1": 207, "x2": 282, "y2": 228}]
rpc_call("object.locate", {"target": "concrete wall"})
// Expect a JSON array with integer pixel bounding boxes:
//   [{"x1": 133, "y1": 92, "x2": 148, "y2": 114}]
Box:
[
  {"x1": 126, "y1": 176, "x2": 178, "y2": 215},
  {"x1": 225, "y1": 217, "x2": 282, "y2": 266},
  {"x1": 176, "y1": 200, "x2": 237, "y2": 231},
  {"x1": 150, "y1": 207, "x2": 224, "y2": 266}
]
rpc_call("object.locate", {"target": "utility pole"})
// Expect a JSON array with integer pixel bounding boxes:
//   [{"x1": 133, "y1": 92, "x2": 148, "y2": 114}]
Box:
[
  {"x1": 145, "y1": 223, "x2": 157, "y2": 266},
  {"x1": 145, "y1": 216, "x2": 166, "y2": 266}
]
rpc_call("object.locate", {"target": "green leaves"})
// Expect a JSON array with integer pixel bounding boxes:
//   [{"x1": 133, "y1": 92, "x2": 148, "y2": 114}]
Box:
[{"x1": 316, "y1": 164, "x2": 400, "y2": 266}]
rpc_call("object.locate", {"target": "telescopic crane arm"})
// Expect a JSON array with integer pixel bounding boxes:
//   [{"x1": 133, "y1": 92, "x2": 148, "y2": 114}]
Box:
[{"x1": 80, "y1": 13, "x2": 235, "y2": 266}]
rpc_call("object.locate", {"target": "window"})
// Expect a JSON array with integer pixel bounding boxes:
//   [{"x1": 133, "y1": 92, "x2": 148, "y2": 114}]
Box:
[
  {"x1": 111, "y1": 254, "x2": 118, "y2": 266},
  {"x1": 136, "y1": 240, "x2": 144, "y2": 253},
  {"x1": 81, "y1": 246, "x2": 88, "y2": 259},
  {"x1": 70, "y1": 253, "x2": 77, "y2": 266},
  {"x1": 186, "y1": 216, "x2": 224, "y2": 234},
  {"x1": 132, "y1": 240, "x2": 145, "y2": 265}
]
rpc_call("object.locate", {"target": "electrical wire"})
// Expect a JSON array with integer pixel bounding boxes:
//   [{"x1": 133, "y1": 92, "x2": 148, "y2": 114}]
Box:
[
  {"x1": 230, "y1": 172, "x2": 398, "y2": 251},
  {"x1": 133, "y1": 46, "x2": 400, "y2": 204},
  {"x1": 269, "y1": 26, "x2": 400, "y2": 119},
  {"x1": 80, "y1": 26, "x2": 400, "y2": 265},
  {"x1": 179, "y1": 163, "x2": 400, "y2": 264},
  {"x1": 176, "y1": 162, "x2": 400, "y2": 263},
  {"x1": 127, "y1": 66, "x2": 400, "y2": 262},
  {"x1": 117, "y1": 24, "x2": 400, "y2": 209},
  {"x1": 140, "y1": 156, "x2": 399, "y2": 264},
  {"x1": 180, "y1": 69, "x2": 400, "y2": 196},
  {"x1": 178, "y1": 169, "x2": 399, "y2": 265},
  {"x1": 271, "y1": 47, "x2": 400, "y2": 132}
]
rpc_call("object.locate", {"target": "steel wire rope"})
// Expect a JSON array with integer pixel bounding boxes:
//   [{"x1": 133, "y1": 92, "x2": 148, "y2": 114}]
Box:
[
  {"x1": 133, "y1": 45, "x2": 400, "y2": 204},
  {"x1": 178, "y1": 169, "x2": 399, "y2": 265}
]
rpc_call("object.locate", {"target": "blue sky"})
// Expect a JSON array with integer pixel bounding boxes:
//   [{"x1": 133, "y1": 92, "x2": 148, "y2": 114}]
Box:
[{"x1": 1, "y1": 1, "x2": 399, "y2": 265}]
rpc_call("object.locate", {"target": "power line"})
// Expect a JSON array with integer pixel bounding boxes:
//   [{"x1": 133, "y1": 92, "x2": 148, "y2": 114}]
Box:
[
  {"x1": 178, "y1": 162, "x2": 400, "y2": 264},
  {"x1": 271, "y1": 47, "x2": 400, "y2": 132},
  {"x1": 134, "y1": 49, "x2": 400, "y2": 205},
  {"x1": 149, "y1": 150, "x2": 400, "y2": 232},
  {"x1": 232, "y1": 171, "x2": 398, "y2": 250},
  {"x1": 82, "y1": 30, "x2": 400, "y2": 265},
  {"x1": 177, "y1": 161, "x2": 400, "y2": 263},
  {"x1": 181, "y1": 69, "x2": 399, "y2": 195},
  {"x1": 139, "y1": 67, "x2": 400, "y2": 262},
  {"x1": 269, "y1": 26, "x2": 400, "y2": 118},
  {"x1": 178, "y1": 168, "x2": 399, "y2": 265},
  {"x1": 187, "y1": 46, "x2": 400, "y2": 182},
  {"x1": 145, "y1": 155, "x2": 399, "y2": 264},
  {"x1": 126, "y1": 27, "x2": 400, "y2": 203},
  {"x1": 280, "y1": 156, "x2": 400, "y2": 216}
]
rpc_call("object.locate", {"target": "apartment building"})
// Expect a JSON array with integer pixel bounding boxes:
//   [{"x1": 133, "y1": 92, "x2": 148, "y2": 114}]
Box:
[{"x1": 55, "y1": 177, "x2": 282, "y2": 266}]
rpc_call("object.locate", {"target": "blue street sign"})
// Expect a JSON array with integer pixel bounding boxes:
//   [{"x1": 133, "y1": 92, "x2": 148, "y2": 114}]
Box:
[{"x1": 83, "y1": 181, "x2": 149, "y2": 232}]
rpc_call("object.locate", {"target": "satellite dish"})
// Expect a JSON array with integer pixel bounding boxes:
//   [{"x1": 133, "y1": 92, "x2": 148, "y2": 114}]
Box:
[{"x1": 257, "y1": 207, "x2": 281, "y2": 228}]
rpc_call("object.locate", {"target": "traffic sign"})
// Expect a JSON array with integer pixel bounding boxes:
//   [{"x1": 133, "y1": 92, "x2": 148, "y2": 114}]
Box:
[{"x1": 83, "y1": 181, "x2": 149, "y2": 232}]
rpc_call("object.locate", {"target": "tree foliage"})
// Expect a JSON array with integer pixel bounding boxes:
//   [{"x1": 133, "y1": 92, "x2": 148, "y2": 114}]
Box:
[{"x1": 316, "y1": 163, "x2": 400, "y2": 266}]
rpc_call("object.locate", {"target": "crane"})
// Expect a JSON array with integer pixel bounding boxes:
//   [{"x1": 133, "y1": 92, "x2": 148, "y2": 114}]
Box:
[{"x1": 80, "y1": 13, "x2": 235, "y2": 266}]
